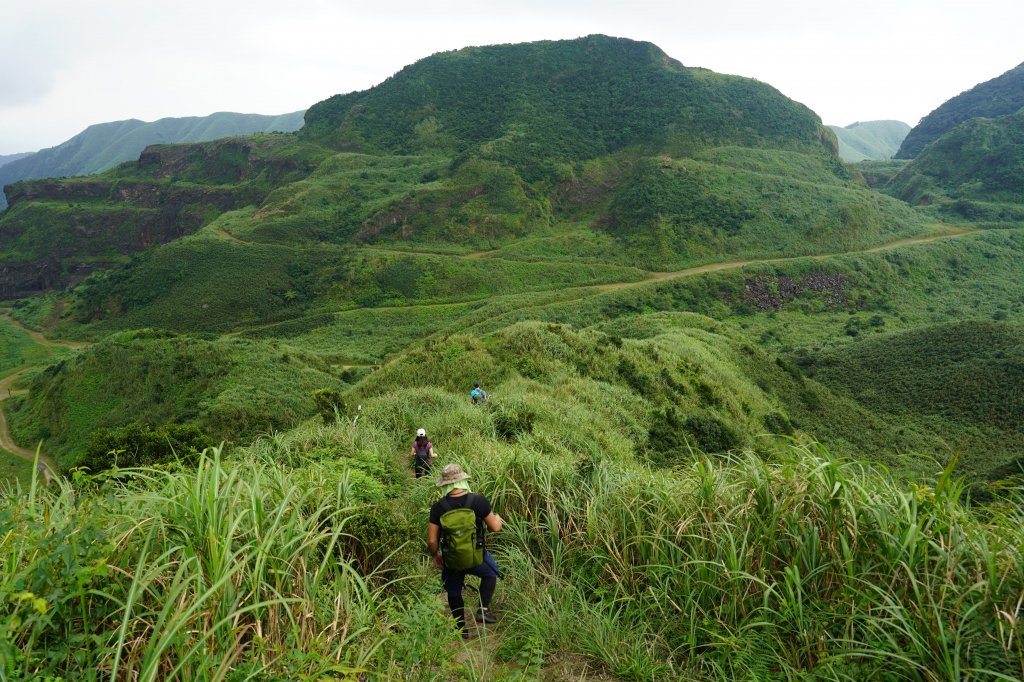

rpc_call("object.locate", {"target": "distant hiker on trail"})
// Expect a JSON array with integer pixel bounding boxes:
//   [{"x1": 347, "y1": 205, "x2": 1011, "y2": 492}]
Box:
[
  {"x1": 411, "y1": 428, "x2": 435, "y2": 478},
  {"x1": 427, "y1": 463, "x2": 503, "y2": 639},
  {"x1": 469, "y1": 382, "x2": 488, "y2": 405}
]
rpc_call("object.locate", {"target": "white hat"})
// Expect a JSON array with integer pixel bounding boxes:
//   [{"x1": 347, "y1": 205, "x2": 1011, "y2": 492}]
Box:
[{"x1": 416, "y1": 428, "x2": 426, "y2": 437}]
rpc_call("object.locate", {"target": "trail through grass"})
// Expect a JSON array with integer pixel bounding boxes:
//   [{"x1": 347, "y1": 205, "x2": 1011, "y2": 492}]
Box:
[{"x1": 0, "y1": 313, "x2": 90, "y2": 474}]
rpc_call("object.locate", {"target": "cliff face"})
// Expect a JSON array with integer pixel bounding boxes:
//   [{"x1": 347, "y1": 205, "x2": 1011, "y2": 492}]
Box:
[
  {"x1": 0, "y1": 137, "x2": 317, "y2": 298},
  {"x1": 0, "y1": 110, "x2": 306, "y2": 208}
]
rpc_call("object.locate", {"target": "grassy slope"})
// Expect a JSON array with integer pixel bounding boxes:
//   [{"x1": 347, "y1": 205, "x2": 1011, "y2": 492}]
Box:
[
  {"x1": 6, "y1": 329, "x2": 345, "y2": 466},
  {"x1": 889, "y1": 108, "x2": 1024, "y2": 206},
  {"x1": 4, "y1": 354, "x2": 1020, "y2": 679},
  {"x1": 827, "y1": 120, "x2": 910, "y2": 162},
  {"x1": 808, "y1": 320, "x2": 1024, "y2": 479},
  {"x1": 897, "y1": 61, "x2": 1024, "y2": 159},
  {"x1": 1, "y1": 316, "x2": 69, "y2": 484}
]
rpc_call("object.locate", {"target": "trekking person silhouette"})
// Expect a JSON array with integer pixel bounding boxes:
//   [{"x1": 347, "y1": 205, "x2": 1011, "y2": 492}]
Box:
[
  {"x1": 426, "y1": 463, "x2": 503, "y2": 638},
  {"x1": 411, "y1": 428, "x2": 435, "y2": 478},
  {"x1": 469, "y1": 382, "x2": 488, "y2": 405}
]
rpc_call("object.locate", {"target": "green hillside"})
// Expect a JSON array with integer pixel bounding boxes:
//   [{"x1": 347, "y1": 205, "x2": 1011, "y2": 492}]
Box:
[
  {"x1": 5, "y1": 33, "x2": 1024, "y2": 680},
  {"x1": 0, "y1": 36, "x2": 935, "y2": 337},
  {"x1": 808, "y1": 320, "x2": 1024, "y2": 482},
  {"x1": 0, "y1": 152, "x2": 32, "y2": 169},
  {"x1": 2, "y1": 336, "x2": 1021, "y2": 679},
  {"x1": 0, "y1": 110, "x2": 305, "y2": 209},
  {"x1": 888, "y1": 108, "x2": 1024, "y2": 208},
  {"x1": 827, "y1": 120, "x2": 910, "y2": 161},
  {"x1": 897, "y1": 61, "x2": 1024, "y2": 159},
  {"x1": 6, "y1": 328, "x2": 344, "y2": 466},
  {"x1": 0, "y1": 135, "x2": 330, "y2": 298},
  {"x1": 303, "y1": 35, "x2": 828, "y2": 164}
]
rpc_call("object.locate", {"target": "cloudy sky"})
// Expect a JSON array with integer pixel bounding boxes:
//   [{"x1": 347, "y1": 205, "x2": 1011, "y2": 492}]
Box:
[{"x1": 1, "y1": 0, "x2": 1022, "y2": 155}]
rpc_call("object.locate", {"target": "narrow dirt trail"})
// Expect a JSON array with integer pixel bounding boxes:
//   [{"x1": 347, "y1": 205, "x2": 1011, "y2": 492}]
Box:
[
  {"x1": 0, "y1": 313, "x2": 92, "y2": 349},
  {"x1": 227, "y1": 227, "x2": 978, "y2": 340},
  {"x1": 0, "y1": 369, "x2": 53, "y2": 469},
  {"x1": 0, "y1": 314, "x2": 91, "y2": 471},
  {"x1": 594, "y1": 226, "x2": 976, "y2": 293}
]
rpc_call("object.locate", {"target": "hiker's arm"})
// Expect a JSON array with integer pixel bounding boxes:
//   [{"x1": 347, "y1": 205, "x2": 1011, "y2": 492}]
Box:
[
  {"x1": 484, "y1": 512, "x2": 502, "y2": 533},
  {"x1": 426, "y1": 523, "x2": 443, "y2": 568}
]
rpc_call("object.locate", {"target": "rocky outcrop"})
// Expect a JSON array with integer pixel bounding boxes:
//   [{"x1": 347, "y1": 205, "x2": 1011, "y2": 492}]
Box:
[
  {"x1": 741, "y1": 272, "x2": 848, "y2": 311},
  {"x1": 0, "y1": 182, "x2": 243, "y2": 297},
  {"x1": 0, "y1": 136, "x2": 320, "y2": 298}
]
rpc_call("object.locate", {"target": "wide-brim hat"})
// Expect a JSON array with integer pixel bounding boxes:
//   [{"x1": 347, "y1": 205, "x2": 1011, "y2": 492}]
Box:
[{"x1": 436, "y1": 463, "x2": 471, "y2": 486}]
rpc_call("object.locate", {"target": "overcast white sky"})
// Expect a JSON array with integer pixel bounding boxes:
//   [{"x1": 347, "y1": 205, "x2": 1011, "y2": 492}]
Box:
[{"x1": 1, "y1": 0, "x2": 1022, "y2": 155}]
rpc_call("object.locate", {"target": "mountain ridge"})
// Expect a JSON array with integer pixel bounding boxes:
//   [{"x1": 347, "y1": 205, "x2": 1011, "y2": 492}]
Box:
[
  {"x1": 896, "y1": 61, "x2": 1024, "y2": 158},
  {"x1": 0, "y1": 110, "x2": 306, "y2": 209},
  {"x1": 827, "y1": 120, "x2": 909, "y2": 161}
]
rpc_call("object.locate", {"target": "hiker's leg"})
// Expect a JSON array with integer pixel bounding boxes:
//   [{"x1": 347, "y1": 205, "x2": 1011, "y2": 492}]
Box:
[
  {"x1": 479, "y1": 576, "x2": 496, "y2": 608},
  {"x1": 469, "y1": 551, "x2": 501, "y2": 611},
  {"x1": 442, "y1": 569, "x2": 467, "y2": 629}
]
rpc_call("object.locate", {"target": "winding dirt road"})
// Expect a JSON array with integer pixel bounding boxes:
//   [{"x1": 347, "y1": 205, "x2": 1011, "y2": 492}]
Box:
[
  {"x1": 595, "y1": 226, "x2": 976, "y2": 293},
  {"x1": 0, "y1": 313, "x2": 89, "y2": 472},
  {"x1": 0, "y1": 225, "x2": 978, "y2": 474}
]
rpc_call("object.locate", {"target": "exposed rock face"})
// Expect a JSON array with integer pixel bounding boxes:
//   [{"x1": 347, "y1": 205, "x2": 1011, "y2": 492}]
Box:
[
  {"x1": 741, "y1": 272, "x2": 848, "y2": 311},
  {"x1": 0, "y1": 137, "x2": 315, "y2": 298},
  {"x1": 5, "y1": 180, "x2": 241, "y2": 211}
]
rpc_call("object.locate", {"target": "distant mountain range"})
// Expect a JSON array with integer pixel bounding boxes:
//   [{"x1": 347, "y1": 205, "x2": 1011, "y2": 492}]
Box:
[
  {"x1": 827, "y1": 120, "x2": 910, "y2": 162},
  {"x1": 897, "y1": 61, "x2": 1024, "y2": 158},
  {"x1": 0, "y1": 152, "x2": 33, "y2": 169},
  {"x1": 0, "y1": 111, "x2": 306, "y2": 208}
]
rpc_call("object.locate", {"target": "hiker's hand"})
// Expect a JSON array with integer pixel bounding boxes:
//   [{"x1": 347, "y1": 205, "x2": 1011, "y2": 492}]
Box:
[{"x1": 432, "y1": 554, "x2": 444, "y2": 569}]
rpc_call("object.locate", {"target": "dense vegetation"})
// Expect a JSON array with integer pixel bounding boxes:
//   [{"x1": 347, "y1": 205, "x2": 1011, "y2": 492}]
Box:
[
  {"x1": 897, "y1": 61, "x2": 1024, "y2": 159},
  {"x1": 2, "y1": 368, "x2": 1021, "y2": 679},
  {"x1": 302, "y1": 35, "x2": 827, "y2": 165},
  {"x1": 3, "y1": 34, "x2": 1024, "y2": 680},
  {"x1": 0, "y1": 111, "x2": 305, "y2": 209},
  {"x1": 6, "y1": 328, "x2": 344, "y2": 466},
  {"x1": 889, "y1": 108, "x2": 1024, "y2": 206},
  {"x1": 827, "y1": 120, "x2": 910, "y2": 162}
]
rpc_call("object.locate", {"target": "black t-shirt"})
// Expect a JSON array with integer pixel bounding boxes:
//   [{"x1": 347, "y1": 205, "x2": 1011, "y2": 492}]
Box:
[{"x1": 429, "y1": 492, "x2": 491, "y2": 526}]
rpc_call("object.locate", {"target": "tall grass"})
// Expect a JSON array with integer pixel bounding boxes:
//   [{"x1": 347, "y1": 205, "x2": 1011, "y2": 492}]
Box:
[
  {"x1": 3, "y1": 365, "x2": 1023, "y2": 679},
  {"x1": 0, "y1": 446, "x2": 397, "y2": 680},
  {"x1": 474, "y1": 444, "x2": 1024, "y2": 680}
]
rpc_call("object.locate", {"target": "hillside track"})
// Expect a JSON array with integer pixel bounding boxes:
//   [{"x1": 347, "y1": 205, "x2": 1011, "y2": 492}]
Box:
[
  {"x1": 0, "y1": 312, "x2": 92, "y2": 349},
  {"x1": 225, "y1": 226, "x2": 978, "y2": 343},
  {"x1": 0, "y1": 313, "x2": 91, "y2": 471},
  {"x1": 595, "y1": 226, "x2": 977, "y2": 293},
  {"x1": 0, "y1": 369, "x2": 52, "y2": 468}
]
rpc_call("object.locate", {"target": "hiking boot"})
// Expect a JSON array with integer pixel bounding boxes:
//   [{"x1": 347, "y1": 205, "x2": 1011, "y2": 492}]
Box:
[{"x1": 475, "y1": 608, "x2": 497, "y2": 624}]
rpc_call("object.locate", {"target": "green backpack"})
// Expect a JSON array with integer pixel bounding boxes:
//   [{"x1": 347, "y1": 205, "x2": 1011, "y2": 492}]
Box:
[{"x1": 438, "y1": 495, "x2": 485, "y2": 570}]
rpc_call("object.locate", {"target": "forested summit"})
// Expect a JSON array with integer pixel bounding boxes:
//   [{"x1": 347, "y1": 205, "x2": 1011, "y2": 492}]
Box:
[{"x1": 302, "y1": 35, "x2": 832, "y2": 175}]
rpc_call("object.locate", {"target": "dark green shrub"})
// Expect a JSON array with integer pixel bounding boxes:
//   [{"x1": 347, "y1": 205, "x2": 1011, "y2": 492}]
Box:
[
  {"x1": 683, "y1": 414, "x2": 742, "y2": 453},
  {"x1": 312, "y1": 388, "x2": 348, "y2": 423},
  {"x1": 647, "y1": 407, "x2": 689, "y2": 462},
  {"x1": 493, "y1": 399, "x2": 537, "y2": 441},
  {"x1": 80, "y1": 422, "x2": 211, "y2": 471},
  {"x1": 762, "y1": 411, "x2": 795, "y2": 436},
  {"x1": 616, "y1": 356, "x2": 654, "y2": 395},
  {"x1": 341, "y1": 503, "x2": 420, "y2": 580}
]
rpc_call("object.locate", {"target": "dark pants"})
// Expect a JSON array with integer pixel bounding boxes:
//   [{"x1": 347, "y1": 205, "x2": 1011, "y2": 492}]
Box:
[
  {"x1": 442, "y1": 551, "x2": 500, "y2": 629},
  {"x1": 414, "y1": 456, "x2": 431, "y2": 478}
]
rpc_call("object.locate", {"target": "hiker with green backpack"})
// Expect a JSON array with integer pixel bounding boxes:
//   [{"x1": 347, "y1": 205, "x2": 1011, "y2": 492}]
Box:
[{"x1": 426, "y1": 463, "x2": 503, "y2": 638}]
